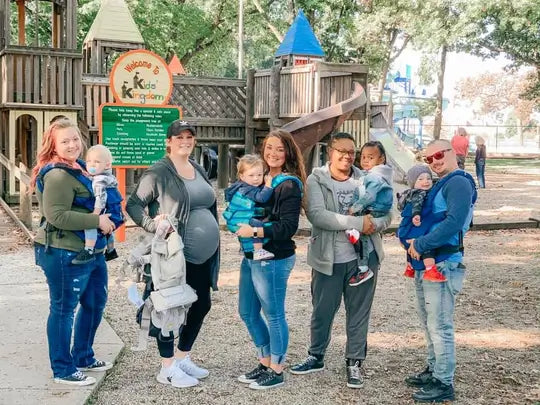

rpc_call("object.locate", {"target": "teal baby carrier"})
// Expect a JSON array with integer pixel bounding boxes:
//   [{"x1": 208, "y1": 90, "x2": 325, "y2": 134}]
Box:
[
  {"x1": 223, "y1": 173, "x2": 303, "y2": 252},
  {"x1": 37, "y1": 159, "x2": 125, "y2": 249}
]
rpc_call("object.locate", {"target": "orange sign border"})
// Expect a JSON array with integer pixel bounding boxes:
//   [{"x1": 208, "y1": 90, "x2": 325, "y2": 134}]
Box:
[
  {"x1": 98, "y1": 102, "x2": 182, "y2": 169},
  {"x1": 109, "y1": 49, "x2": 173, "y2": 106}
]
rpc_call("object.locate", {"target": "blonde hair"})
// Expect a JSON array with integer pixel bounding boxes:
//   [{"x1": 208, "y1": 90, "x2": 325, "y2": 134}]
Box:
[
  {"x1": 87, "y1": 144, "x2": 113, "y2": 164},
  {"x1": 475, "y1": 136, "x2": 485, "y2": 145},
  {"x1": 237, "y1": 154, "x2": 264, "y2": 178}
]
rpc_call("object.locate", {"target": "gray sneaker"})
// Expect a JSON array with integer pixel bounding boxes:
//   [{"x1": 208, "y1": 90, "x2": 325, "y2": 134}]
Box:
[
  {"x1": 290, "y1": 355, "x2": 324, "y2": 375},
  {"x1": 346, "y1": 359, "x2": 364, "y2": 388}
]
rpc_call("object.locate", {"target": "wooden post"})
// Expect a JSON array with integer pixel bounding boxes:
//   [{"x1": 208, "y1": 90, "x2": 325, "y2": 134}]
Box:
[
  {"x1": 18, "y1": 163, "x2": 32, "y2": 229},
  {"x1": 116, "y1": 168, "x2": 126, "y2": 242},
  {"x1": 245, "y1": 69, "x2": 255, "y2": 153},
  {"x1": 16, "y1": 0, "x2": 25, "y2": 45},
  {"x1": 269, "y1": 65, "x2": 283, "y2": 130},
  {"x1": 217, "y1": 143, "x2": 229, "y2": 189}
]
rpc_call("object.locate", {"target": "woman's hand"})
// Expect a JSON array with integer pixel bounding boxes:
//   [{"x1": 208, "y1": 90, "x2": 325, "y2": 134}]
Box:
[
  {"x1": 361, "y1": 214, "x2": 376, "y2": 235},
  {"x1": 236, "y1": 223, "x2": 254, "y2": 238},
  {"x1": 98, "y1": 214, "x2": 115, "y2": 234}
]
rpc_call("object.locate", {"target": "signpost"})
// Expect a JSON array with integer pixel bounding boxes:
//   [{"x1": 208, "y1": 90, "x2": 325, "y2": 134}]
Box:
[{"x1": 100, "y1": 49, "x2": 177, "y2": 241}]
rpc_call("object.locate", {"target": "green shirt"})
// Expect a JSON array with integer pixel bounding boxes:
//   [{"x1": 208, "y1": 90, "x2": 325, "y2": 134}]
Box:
[{"x1": 34, "y1": 168, "x2": 100, "y2": 252}]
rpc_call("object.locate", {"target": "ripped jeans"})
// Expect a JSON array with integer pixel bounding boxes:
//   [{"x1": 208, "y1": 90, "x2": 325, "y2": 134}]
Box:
[{"x1": 35, "y1": 244, "x2": 108, "y2": 378}]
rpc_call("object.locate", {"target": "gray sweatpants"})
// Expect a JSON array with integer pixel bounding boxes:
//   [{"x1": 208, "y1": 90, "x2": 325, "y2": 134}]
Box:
[{"x1": 309, "y1": 252, "x2": 379, "y2": 360}]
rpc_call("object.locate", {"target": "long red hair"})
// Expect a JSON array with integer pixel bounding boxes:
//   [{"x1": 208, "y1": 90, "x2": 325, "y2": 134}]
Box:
[{"x1": 30, "y1": 118, "x2": 84, "y2": 191}]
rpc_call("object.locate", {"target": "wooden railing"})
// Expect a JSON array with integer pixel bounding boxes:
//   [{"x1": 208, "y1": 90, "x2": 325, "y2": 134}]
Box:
[
  {"x1": 252, "y1": 62, "x2": 368, "y2": 120},
  {"x1": 0, "y1": 46, "x2": 82, "y2": 108},
  {"x1": 0, "y1": 152, "x2": 33, "y2": 234},
  {"x1": 81, "y1": 74, "x2": 114, "y2": 130}
]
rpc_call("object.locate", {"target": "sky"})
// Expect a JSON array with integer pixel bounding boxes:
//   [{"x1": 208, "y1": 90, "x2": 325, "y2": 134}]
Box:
[{"x1": 393, "y1": 48, "x2": 512, "y2": 100}]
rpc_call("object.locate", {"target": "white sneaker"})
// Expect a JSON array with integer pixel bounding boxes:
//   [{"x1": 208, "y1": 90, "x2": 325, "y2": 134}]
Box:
[
  {"x1": 157, "y1": 363, "x2": 199, "y2": 388},
  {"x1": 176, "y1": 355, "x2": 209, "y2": 379},
  {"x1": 253, "y1": 249, "x2": 275, "y2": 261}
]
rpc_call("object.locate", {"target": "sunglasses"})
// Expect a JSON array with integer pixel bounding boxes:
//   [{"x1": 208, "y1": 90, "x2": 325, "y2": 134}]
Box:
[
  {"x1": 424, "y1": 148, "x2": 452, "y2": 164},
  {"x1": 331, "y1": 147, "x2": 356, "y2": 157}
]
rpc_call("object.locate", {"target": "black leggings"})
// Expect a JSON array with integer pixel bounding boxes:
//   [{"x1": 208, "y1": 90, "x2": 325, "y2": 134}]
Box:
[{"x1": 157, "y1": 257, "x2": 212, "y2": 358}]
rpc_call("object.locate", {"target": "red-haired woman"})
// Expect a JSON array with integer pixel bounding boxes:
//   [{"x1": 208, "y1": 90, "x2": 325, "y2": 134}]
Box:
[{"x1": 31, "y1": 118, "x2": 116, "y2": 386}]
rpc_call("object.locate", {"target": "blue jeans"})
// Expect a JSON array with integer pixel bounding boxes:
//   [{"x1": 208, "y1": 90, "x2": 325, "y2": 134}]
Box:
[
  {"x1": 414, "y1": 260, "x2": 465, "y2": 386},
  {"x1": 35, "y1": 244, "x2": 108, "y2": 378},
  {"x1": 475, "y1": 159, "x2": 485, "y2": 188},
  {"x1": 238, "y1": 255, "x2": 295, "y2": 365}
]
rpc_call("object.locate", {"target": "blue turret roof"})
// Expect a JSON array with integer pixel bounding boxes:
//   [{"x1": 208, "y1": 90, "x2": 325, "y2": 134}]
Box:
[{"x1": 275, "y1": 10, "x2": 325, "y2": 58}]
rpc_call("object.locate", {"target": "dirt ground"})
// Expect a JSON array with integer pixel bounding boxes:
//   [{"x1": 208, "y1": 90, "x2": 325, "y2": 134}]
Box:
[
  {"x1": 4, "y1": 164, "x2": 539, "y2": 404},
  {"x1": 89, "y1": 164, "x2": 539, "y2": 405}
]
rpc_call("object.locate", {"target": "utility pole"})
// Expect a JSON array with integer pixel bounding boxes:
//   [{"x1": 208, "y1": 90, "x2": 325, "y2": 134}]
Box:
[{"x1": 238, "y1": 0, "x2": 244, "y2": 79}]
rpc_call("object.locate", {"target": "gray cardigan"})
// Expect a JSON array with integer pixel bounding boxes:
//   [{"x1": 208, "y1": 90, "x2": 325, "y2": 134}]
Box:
[
  {"x1": 306, "y1": 163, "x2": 392, "y2": 276},
  {"x1": 126, "y1": 157, "x2": 220, "y2": 291}
]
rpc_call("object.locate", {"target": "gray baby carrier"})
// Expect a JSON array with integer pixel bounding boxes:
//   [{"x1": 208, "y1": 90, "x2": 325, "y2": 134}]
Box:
[{"x1": 123, "y1": 216, "x2": 197, "y2": 351}]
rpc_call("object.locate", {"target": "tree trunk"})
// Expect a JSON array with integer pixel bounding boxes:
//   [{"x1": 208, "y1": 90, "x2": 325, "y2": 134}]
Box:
[
  {"x1": 432, "y1": 44, "x2": 447, "y2": 140},
  {"x1": 377, "y1": 31, "x2": 410, "y2": 102}
]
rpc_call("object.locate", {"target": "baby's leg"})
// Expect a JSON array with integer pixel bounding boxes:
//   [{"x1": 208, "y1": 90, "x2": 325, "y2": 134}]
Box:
[
  {"x1": 85, "y1": 229, "x2": 98, "y2": 249},
  {"x1": 423, "y1": 257, "x2": 435, "y2": 268}
]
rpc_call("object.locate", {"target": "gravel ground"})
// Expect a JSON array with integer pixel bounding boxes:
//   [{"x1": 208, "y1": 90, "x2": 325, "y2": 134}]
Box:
[{"x1": 88, "y1": 226, "x2": 540, "y2": 405}]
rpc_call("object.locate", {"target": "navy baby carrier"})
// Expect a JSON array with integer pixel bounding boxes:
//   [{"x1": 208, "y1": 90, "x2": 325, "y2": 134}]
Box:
[
  {"x1": 223, "y1": 173, "x2": 303, "y2": 252},
  {"x1": 37, "y1": 159, "x2": 124, "y2": 249},
  {"x1": 398, "y1": 170, "x2": 477, "y2": 270}
]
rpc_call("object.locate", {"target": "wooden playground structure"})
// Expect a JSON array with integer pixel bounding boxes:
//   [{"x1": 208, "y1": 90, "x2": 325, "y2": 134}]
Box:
[{"x1": 0, "y1": 0, "x2": 375, "y2": 231}]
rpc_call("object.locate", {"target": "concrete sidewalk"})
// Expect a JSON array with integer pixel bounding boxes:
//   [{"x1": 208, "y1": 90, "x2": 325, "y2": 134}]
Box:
[{"x1": 0, "y1": 249, "x2": 124, "y2": 405}]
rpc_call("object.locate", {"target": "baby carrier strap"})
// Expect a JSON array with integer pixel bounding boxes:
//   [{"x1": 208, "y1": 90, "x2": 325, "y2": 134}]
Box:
[{"x1": 272, "y1": 173, "x2": 303, "y2": 194}]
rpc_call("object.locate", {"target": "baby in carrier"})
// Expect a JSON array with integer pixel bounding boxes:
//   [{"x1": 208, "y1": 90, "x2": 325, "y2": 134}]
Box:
[
  {"x1": 346, "y1": 141, "x2": 393, "y2": 286},
  {"x1": 73, "y1": 144, "x2": 121, "y2": 264},
  {"x1": 223, "y1": 154, "x2": 274, "y2": 261},
  {"x1": 396, "y1": 165, "x2": 446, "y2": 282}
]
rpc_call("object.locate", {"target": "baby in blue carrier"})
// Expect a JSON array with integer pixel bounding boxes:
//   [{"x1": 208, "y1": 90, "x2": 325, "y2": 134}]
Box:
[
  {"x1": 396, "y1": 165, "x2": 446, "y2": 282},
  {"x1": 73, "y1": 145, "x2": 121, "y2": 264},
  {"x1": 223, "y1": 154, "x2": 274, "y2": 261},
  {"x1": 346, "y1": 141, "x2": 393, "y2": 286}
]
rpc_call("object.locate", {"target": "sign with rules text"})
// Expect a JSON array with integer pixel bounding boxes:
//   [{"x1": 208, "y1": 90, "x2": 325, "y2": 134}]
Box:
[{"x1": 100, "y1": 104, "x2": 181, "y2": 167}]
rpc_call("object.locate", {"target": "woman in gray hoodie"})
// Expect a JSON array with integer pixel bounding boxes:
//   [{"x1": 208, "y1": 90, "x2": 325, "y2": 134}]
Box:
[
  {"x1": 126, "y1": 120, "x2": 219, "y2": 389},
  {"x1": 290, "y1": 133, "x2": 392, "y2": 389}
]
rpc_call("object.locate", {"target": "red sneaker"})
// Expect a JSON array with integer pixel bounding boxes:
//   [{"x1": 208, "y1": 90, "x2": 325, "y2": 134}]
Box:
[
  {"x1": 423, "y1": 265, "x2": 447, "y2": 282},
  {"x1": 403, "y1": 264, "x2": 415, "y2": 278},
  {"x1": 345, "y1": 229, "x2": 360, "y2": 244}
]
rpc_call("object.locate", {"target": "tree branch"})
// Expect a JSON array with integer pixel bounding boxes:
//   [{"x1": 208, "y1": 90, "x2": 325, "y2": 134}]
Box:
[{"x1": 251, "y1": 0, "x2": 283, "y2": 42}]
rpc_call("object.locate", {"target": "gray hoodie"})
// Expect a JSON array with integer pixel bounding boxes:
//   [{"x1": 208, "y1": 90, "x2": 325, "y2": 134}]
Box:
[{"x1": 306, "y1": 163, "x2": 393, "y2": 276}]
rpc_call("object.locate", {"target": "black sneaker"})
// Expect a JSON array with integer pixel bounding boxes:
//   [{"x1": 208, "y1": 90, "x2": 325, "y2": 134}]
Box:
[
  {"x1": 77, "y1": 359, "x2": 113, "y2": 372},
  {"x1": 72, "y1": 249, "x2": 95, "y2": 265},
  {"x1": 238, "y1": 363, "x2": 268, "y2": 384},
  {"x1": 290, "y1": 355, "x2": 325, "y2": 375},
  {"x1": 405, "y1": 366, "x2": 433, "y2": 387},
  {"x1": 412, "y1": 377, "x2": 455, "y2": 402},
  {"x1": 54, "y1": 370, "x2": 96, "y2": 386},
  {"x1": 249, "y1": 369, "x2": 284, "y2": 390},
  {"x1": 105, "y1": 249, "x2": 119, "y2": 261},
  {"x1": 346, "y1": 359, "x2": 364, "y2": 388}
]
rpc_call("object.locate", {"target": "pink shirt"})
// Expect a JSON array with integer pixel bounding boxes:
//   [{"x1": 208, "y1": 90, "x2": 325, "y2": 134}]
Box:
[{"x1": 451, "y1": 135, "x2": 469, "y2": 156}]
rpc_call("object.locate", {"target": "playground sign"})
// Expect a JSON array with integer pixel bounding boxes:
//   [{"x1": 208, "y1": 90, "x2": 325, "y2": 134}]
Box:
[
  {"x1": 99, "y1": 104, "x2": 181, "y2": 167},
  {"x1": 109, "y1": 49, "x2": 173, "y2": 105}
]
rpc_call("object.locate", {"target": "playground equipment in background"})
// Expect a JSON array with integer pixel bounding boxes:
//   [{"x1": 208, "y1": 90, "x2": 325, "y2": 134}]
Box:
[{"x1": 281, "y1": 81, "x2": 367, "y2": 167}]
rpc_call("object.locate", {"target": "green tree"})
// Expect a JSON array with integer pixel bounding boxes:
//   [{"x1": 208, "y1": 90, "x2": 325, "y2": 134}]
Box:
[{"x1": 465, "y1": 0, "x2": 540, "y2": 99}]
